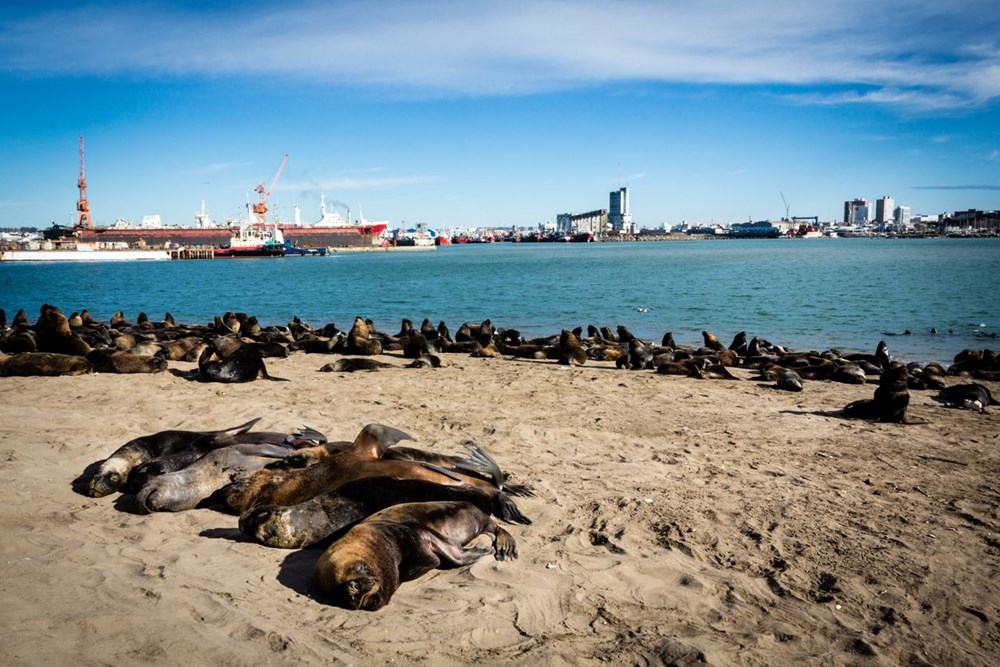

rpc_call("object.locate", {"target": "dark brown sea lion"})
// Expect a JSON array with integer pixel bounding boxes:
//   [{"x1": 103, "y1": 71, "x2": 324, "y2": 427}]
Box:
[
  {"x1": 198, "y1": 343, "x2": 288, "y2": 382},
  {"x1": 403, "y1": 332, "x2": 431, "y2": 359},
  {"x1": 776, "y1": 369, "x2": 804, "y2": 392},
  {"x1": 0, "y1": 351, "x2": 92, "y2": 377},
  {"x1": 314, "y1": 501, "x2": 518, "y2": 611},
  {"x1": 932, "y1": 383, "x2": 998, "y2": 412},
  {"x1": 86, "y1": 418, "x2": 262, "y2": 497},
  {"x1": 35, "y1": 304, "x2": 91, "y2": 356},
  {"x1": 843, "y1": 361, "x2": 910, "y2": 422},
  {"x1": 319, "y1": 358, "x2": 396, "y2": 372}
]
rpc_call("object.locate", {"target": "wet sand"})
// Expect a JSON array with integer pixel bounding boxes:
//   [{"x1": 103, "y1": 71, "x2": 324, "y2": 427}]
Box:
[{"x1": 0, "y1": 351, "x2": 998, "y2": 666}]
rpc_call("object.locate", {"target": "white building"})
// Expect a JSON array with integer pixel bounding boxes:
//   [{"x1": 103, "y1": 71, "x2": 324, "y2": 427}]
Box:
[
  {"x1": 894, "y1": 205, "x2": 911, "y2": 229},
  {"x1": 876, "y1": 196, "x2": 895, "y2": 228},
  {"x1": 844, "y1": 198, "x2": 870, "y2": 226},
  {"x1": 609, "y1": 187, "x2": 634, "y2": 233}
]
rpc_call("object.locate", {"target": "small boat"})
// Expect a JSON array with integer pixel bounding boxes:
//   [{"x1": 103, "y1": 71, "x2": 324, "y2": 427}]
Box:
[
  {"x1": 283, "y1": 239, "x2": 328, "y2": 256},
  {"x1": 214, "y1": 221, "x2": 286, "y2": 258}
]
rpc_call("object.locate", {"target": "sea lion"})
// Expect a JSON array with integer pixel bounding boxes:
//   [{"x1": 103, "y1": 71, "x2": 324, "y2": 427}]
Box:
[
  {"x1": 198, "y1": 343, "x2": 288, "y2": 382},
  {"x1": 319, "y1": 358, "x2": 396, "y2": 372},
  {"x1": 776, "y1": 369, "x2": 804, "y2": 392},
  {"x1": 403, "y1": 332, "x2": 431, "y2": 359},
  {"x1": 843, "y1": 361, "x2": 910, "y2": 423},
  {"x1": 345, "y1": 316, "x2": 383, "y2": 355},
  {"x1": 86, "y1": 348, "x2": 168, "y2": 374},
  {"x1": 86, "y1": 417, "x2": 262, "y2": 497},
  {"x1": 314, "y1": 501, "x2": 518, "y2": 611},
  {"x1": 35, "y1": 304, "x2": 91, "y2": 356},
  {"x1": 135, "y1": 442, "x2": 299, "y2": 512},
  {"x1": 557, "y1": 329, "x2": 587, "y2": 366},
  {"x1": 702, "y1": 330, "x2": 726, "y2": 353},
  {"x1": 240, "y1": 475, "x2": 530, "y2": 549},
  {"x1": 932, "y1": 383, "x2": 998, "y2": 412},
  {"x1": 0, "y1": 351, "x2": 92, "y2": 377},
  {"x1": 223, "y1": 424, "x2": 515, "y2": 514}
]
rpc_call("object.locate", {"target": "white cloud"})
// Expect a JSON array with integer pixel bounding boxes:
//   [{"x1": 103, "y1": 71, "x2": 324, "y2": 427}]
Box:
[{"x1": 1, "y1": 1, "x2": 998, "y2": 110}]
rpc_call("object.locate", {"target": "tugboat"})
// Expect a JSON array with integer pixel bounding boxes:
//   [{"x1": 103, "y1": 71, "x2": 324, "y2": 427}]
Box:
[{"x1": 214, "y1": 220, "x2": 286, "y2": 258}]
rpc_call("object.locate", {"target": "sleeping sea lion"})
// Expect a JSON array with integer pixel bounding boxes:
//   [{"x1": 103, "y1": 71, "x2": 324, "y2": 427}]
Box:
[
  {"x1": 319, "y1": 358, "x2": 396, "y2": 373},
  {"x1": 0, "y1": 351, "x2": 92, "y2": 377},
  {"x1": 223, "y1": 424, "x2": 516, "y2": 514},
  {"x1": 314, "y1": 501, "x2": 518, "y2": 611},
  {"x1": 135, "y1": 441, "x2": 301, "y2": 513},
  {"x1": 86, "y1": 417, "x2": 262, "y2": 497},
  {"x1": 932, "y1": 383, "x2": 998, "y2": 412},
  {"x1": 240, "y1": 475, "x2": 530, "y2": 549},
  {"x1": 86, "y1": 348, "x2": 168, "y2": 374}
]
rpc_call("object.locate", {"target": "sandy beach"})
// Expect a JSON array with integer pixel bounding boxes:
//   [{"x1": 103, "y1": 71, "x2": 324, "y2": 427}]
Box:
[{"x1": 1, "y1": 349, "x2": 998, "y2": 666}]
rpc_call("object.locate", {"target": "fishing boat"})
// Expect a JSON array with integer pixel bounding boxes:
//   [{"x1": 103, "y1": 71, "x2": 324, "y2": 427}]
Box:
[{"x1": 214, "y1": 221, "x2": 286, "y2": 258}]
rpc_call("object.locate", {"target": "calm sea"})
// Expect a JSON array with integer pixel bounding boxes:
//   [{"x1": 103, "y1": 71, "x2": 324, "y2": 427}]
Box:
[{"x1": 3, "y1": 238, "x2": 998, "y2": 364}]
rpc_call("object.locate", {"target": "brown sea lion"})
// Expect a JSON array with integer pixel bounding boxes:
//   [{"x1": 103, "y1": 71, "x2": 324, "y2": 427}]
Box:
[
  {"x1": 314, "y1": 501, "x2": 518, "y2": 611},
  {"x1": 240, "y1": 475, "x2": 530, "y2": 549},
  {"x1": 701, "y1": 330, "x2": 726, "y2": 353},
  {"x1": 344, "y1": 316, "x2": 382, "y2": 355},
  {"x1": 0, "y1": 351, "x2": 92, "y2": 377},
  {"x1": 558, "y1": 329, "x2": 587, "y2": 366},
  {"x1": 223, "y1": 424, "x2": 512, "y2": 513},
  {"x1": 86, "y1": 418, "x2": 262, "y2": 497},
  {"x1": 86, "y1": 349, "x2": 168, "y2": 374}
]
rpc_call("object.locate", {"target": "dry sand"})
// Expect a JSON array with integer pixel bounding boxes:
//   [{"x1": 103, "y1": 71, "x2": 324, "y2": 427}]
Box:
[{"x1": 1, "y1": 351, "x2": 998, "y2": 666}]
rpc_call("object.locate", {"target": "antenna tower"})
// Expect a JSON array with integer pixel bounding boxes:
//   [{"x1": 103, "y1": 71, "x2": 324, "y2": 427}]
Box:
[{"x1": 77, "y1": 135, "x2": 93, "y2": 229}]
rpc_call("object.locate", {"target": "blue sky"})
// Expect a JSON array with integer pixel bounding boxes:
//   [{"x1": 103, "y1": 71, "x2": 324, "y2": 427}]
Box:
[{"x1": 1, "y1": 0, "x2": 998, "y2": 229}]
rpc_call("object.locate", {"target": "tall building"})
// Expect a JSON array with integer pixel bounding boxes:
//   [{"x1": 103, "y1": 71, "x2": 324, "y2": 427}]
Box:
[
  {"x1": 844, "y1": 198, "x2": 870, "y2": 226},
  {"x1": 894, "y1": 205, "x2": 911, "y2": 229},
  {"x1": 609, "y1": 187, "x2": 633, "y2": 233},
  {"x1": 876, "y1": 196, "x2": 895, "y2": 228}
]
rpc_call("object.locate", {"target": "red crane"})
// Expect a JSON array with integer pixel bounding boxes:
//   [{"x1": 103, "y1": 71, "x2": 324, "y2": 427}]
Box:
[
  {"x1": 252, "y1": 154, "x2": 288, "y2": 222},
  {"x1": 76, "y1": 135, "x2": 93, "y2": 229}
]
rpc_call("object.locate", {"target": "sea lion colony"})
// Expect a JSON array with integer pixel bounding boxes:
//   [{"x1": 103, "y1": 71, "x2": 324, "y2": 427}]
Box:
[
  {"x1": 84, "y1": 418, "x2": 532, "y2": 610},
  {"x1": 1, "y1": 304, "x2": 997, "y2": 420}
]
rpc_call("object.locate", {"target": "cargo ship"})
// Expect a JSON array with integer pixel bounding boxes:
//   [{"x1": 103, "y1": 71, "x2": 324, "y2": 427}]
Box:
[{"x1": 45, "y1": 144, "x2": 387, "y2": 250}]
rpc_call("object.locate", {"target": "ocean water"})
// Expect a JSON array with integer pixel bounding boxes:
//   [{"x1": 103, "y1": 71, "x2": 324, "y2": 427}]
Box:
[{"x1": 3, "y1": 238, "x2": 998, "y2": 364}]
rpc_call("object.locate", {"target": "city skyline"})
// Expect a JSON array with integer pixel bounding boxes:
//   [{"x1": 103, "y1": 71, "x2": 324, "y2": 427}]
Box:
[{"x1": 1, "y1": 1, "x2": 998, "y2": 229}]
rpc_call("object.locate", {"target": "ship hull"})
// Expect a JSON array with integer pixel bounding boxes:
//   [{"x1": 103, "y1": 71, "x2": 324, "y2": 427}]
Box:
[{"x1": 56, "y1": 224, "x2": 386, "y2": 249}]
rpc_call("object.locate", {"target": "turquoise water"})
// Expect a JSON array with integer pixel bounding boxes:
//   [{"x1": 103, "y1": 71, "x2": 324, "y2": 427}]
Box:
[{"x1": 3, "y1": 238, "x2": 998, "y2": 363}]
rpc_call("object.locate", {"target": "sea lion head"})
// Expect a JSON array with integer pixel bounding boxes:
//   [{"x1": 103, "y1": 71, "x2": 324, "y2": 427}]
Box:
[{"x1": 337, "y1": 563, "x2": 385, "y2": 611}]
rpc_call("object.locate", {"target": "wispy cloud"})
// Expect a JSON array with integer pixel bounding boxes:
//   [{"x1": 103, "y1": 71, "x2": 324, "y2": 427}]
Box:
[
  {"x1": 990, "y1": 149, "x2": 1000, "y2": 160},
  {"x1": 184, "y1": 161, "x2": 254, "y2": 176},
  {"x1": 1, "y1": 1, "x2": 998, "y2": 111},
  {"x1": 912, "y1": 185, "x2": 1000, "y2": 190},
  {"x1": 280, "y1": 174, "x2": 440, "y2": 192}
]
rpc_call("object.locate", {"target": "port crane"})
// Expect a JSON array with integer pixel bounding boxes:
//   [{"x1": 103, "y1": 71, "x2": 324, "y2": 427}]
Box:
[
  {"x1": 251, "y1": 154, "x2": 288, "y2": 222},
  {"x1": 77, "y1": 135, "x2": 93, "y2": 229},
  {"x1": 780, "y1": 191, "x2": 790, "y2": 221}
]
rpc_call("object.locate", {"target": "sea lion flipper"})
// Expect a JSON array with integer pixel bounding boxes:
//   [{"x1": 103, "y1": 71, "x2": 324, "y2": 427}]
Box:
[
  {"x1": 223, "y1": 417, "x2": 263, "y2": 437},
  {"x1": 292, "y1": 425, "x2": 328, "y2": 444},
  {"x1": 455, "y1": 445, "x2": 504, "y2": 489},
  {"x1": 493, "y1": 492, "x2": 532, "y2": 525},
  {"x1": 493, "y1": 526, "x2": 519, "y2": 561},
  {"x1": 353, "y1": 424, "x2": 415, "y2": 458}
]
